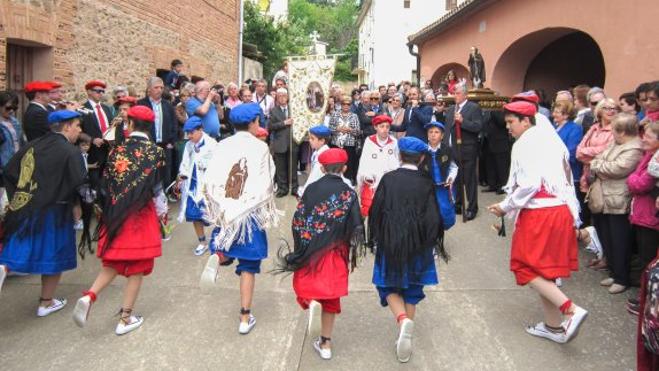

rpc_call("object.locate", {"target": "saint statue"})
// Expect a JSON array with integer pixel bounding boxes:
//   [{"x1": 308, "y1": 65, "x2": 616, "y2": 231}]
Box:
[{"x1": 468, "y1": 46, "x2": 486, "y2": 89}]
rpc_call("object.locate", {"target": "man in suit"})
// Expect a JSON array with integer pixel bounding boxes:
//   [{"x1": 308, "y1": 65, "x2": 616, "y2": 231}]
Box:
[
  {"x1": 47, "y1": 81, "x2": 65, "y2": 112},
  {"x1": 481, "y1": 110, "x2": 511, "y2": 194},
  {"x1": 269, "y1": 88, "x2": 298, "y2": 197},
  {"x1": 81, "y1": 79, "x2": 114, "y2": 189},
  {"x1": 356, "y1": 90, "x2": 382, "y2": 140},
  {"x1": 23, "y1": 81, "x2": 53, "y2": 141},
  {"x1": 137, "y1": 76, "x2": 178, "y2": 188},
  {"x1": 392, "y1": 87, "x2": 434, "y2": 142},
  {"x1": 443, "y1": 82, "x2": 483, "y2": 221}
]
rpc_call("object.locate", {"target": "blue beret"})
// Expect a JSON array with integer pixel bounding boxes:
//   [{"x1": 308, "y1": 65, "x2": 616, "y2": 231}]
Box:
[
  {"x1": 183, "y1": 116, "x2": 203, "y2": 132},
  {"x1": 398, "y1": 136, "x2": 428, "y2": 154},
  {"x1": 229, "y1": 102, "x2": 262, "y2": 126},
  {"x1": 424, "y1": 121, "x2": 445, "y2": 131},
  {"x1": 309, "y1": 125, "x2": 331, "y2": 138},
  {"x1": 47, "y1": 110, "x2": 81, "y2": 125}
]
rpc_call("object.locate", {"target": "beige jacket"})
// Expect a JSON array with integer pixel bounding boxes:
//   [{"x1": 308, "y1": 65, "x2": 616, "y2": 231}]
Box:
[{"x1": 590, "y1": 137, "x2": 643, "y2": 214}]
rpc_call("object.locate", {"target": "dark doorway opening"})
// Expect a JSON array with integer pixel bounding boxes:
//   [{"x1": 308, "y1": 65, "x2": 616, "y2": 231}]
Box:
[{"x1": 524, "y1": 32, "x2": 605, "y2": 103}]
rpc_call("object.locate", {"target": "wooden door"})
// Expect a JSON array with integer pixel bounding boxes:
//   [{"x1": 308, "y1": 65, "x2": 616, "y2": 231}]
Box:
[{"x1": 6, "y1": 44, "x2": 34, "y2": 122}]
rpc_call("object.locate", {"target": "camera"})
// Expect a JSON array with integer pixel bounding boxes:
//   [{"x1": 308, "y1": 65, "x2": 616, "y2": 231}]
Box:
[{"x1": 212, "y1": 84, "x2": 224, "y2": 95}]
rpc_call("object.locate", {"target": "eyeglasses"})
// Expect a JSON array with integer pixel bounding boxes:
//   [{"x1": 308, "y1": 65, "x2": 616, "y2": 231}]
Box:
[
  {"x1": 4, "y1": 105, "x2": 18, "y2": 111},
  {"x1": 341, "y1": 102, "x2": 351, "y2": 106},
  {"x1": 601, "y1": 106, "x2": 618, "y2": 112},
  {"x1": 370, "y1": 97, "x2": 380, "y2": 101},
  {"x1": 92, "y1": 89, "x2": 105, "y2": 94}
]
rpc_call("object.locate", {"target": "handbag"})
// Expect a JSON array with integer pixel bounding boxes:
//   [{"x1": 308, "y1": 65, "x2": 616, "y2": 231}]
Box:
[{"x1": 586, "y1": 177, "x2": 604, "y2": 213}]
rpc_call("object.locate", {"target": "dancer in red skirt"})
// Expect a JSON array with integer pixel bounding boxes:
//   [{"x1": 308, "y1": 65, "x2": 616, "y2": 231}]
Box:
[
  {"x1": 277, "y1": 148, "x2": 364, "y2": 360},
  {"x1": 488, "y1": 100, "x2": 588, "y2": 343},
  {"x1": 72, "y1": 106, "x2": 167, "y2": 335}
]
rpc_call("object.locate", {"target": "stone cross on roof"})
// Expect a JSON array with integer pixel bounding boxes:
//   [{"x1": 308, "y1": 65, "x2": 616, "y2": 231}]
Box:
[{"x1": 309, "y1": 31, "x2": 321, "y2": 43}]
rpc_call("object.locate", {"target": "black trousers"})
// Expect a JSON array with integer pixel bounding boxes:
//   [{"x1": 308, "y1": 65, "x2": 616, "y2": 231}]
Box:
[
  {"x1": 158, "y1": 145, "x2": 173, "y2": 189},
  {"x1": 456, "y1": 144, "x2": 479, "y2": 213},
  {"x1": 636, "y1": 225, "x2": 659, "y2": 272},
  {"x1": 486, "y1": 150, "x2": 511, "y2": 190},
  {"x1": 593, "y1": 213, "x2": 633, "y2": 286},
  {"x1": 576, "y1": 189, "x2": 591, "y2": 227},
  {"x1": 274, "y1": 147, "x2": 299, "y2": 193}
]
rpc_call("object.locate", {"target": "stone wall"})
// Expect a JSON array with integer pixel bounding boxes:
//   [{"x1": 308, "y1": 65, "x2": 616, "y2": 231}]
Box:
[{"x1": 0, "y1": 0, "x2": 239, "y2": 97}]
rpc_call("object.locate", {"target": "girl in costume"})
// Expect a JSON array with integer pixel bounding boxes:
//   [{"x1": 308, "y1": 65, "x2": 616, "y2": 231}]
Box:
[
  {"x1": 177, "y1": 116, "x2": 218, "y2": 255},
  {"x1": 369, "y1": 136, "x2": 447, "y2": 363},
  {"x1": 487, "y1": 100, "x2": 587, "y2": 343},
  {"x1": 0, "y1": 110, "x2": 86, "y2": 315},
  {"x1": 278, "y1": 148, "x2": 364, "y2": 360},
  {"x1": 356, "y1": 115, "x2": 399, "y2": 217},
  {"x1": 72, "y1": 106, "x2": 167, "y2": 335},
  {"x1": 200, "y1": 103, "x2": 279, "y2": 335},
  {"x1": 422, "y1": 121, "x2": 458, "y2": 230}
]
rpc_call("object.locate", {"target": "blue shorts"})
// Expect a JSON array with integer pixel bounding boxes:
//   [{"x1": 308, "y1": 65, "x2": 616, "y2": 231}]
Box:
[
  {"x1": 376, "y1": 285, "x2": 426, "y2": 307},
  {"x1": 234, "y1": 258, "x2": 261, "y2": 276}
]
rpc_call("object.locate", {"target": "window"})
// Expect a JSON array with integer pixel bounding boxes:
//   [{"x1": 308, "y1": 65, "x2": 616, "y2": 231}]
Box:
[
  {"x1": 404, "y1": 0, "x2": 410, "y2": 9},
  {"x1": 446, "y1": 0, "x2": 457, "y2": 11}
]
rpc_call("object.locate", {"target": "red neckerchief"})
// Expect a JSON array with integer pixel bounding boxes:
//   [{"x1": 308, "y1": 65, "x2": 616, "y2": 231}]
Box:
[{"x1": 369, "y1": 134, "x2": 393, "y2": 147}]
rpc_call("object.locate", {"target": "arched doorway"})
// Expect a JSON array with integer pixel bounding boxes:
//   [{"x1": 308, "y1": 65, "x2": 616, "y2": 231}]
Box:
[
  {"x1": 524, "y1": 32, "x2": 605, "y2": 102},
  {"x1": 491, "y1": 28, "x2": 605, "y2": 101},
  {"x1": 430, "y1": 63, "x2": 469, "y2": 90}
]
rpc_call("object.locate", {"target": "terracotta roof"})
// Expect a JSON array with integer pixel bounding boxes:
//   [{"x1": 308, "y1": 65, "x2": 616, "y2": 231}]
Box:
[{"x1": 408, "y1": 0, "x2": 495, "y2": 45}]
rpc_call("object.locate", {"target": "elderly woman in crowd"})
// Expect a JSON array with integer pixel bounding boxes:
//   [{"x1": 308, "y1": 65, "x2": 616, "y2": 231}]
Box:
[
  {"x1": 0, "y1": 91, "x2": 24, "y2": 212},
  {"x1": 329, "y1": 95, "x2": 361, "y2": 183},
  {"x1": 225, "y1": 82, "x2": 241, "y2": 109},
  {"x1": 589, "y1": 113, "x2": 643, "y2": 294},
  {"x1": 387, "y1": 93, "x2": 405, "y2": 138},
  {"x1": 553, "y1": 101, "x2": 584, "y2": 215},
  {"x1": 108, "y1": 96, "x2": 138, "y2": 145},
  {"x1": 175, "y1": 82, "x2": 195, "y2": 125},
  {"x1": 577, "y1": 98, "x2": 617, "y2": 236}
]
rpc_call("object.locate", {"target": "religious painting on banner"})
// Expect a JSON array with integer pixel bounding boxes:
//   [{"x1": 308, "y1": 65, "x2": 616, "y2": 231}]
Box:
[{"x1": 287, "y1": 55, "x2": 337, "y2": 144}]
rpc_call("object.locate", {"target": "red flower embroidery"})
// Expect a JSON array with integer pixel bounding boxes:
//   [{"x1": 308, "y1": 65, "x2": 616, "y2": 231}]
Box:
[
  {"x1": 134, "y1": 149, "x2": 142, "y2": 158},
  {"x1": 144, "y1": 167, "x2": 152, "y2": 175},
  {"x1": 114, "y1": 158, "x2": 131, "y2": 173}
]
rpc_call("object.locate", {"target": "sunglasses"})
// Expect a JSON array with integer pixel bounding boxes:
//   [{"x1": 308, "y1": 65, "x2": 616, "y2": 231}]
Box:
[
  {"x1": 370, "y1": 97, "x2": 380, "y2": 101},
  {"x1": 4, "y1": 105, "x2": 18, "y2": 111},
  {"x1": 589, "y1": 101, "x2": 599, "y2": 106},
  {"x1": 341, "y1": 102, "x2": 351, "y2": 106},
  {"x1": 92, "y1": 89, "x2": 106, "y2": 94}
]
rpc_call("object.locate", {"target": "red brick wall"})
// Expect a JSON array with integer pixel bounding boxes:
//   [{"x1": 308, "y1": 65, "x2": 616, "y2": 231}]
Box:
[{"x1": 0, "y1": 0, "x2": 239, "y2": 97}]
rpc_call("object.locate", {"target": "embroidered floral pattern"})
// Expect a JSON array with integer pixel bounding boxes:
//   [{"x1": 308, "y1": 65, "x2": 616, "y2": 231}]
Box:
[
  {"x1": 104, "y1": 138, "x2": 164, "y2": 205},
  {"x1": 293, "y1": 191, "x2": 355, "y2": 246}
]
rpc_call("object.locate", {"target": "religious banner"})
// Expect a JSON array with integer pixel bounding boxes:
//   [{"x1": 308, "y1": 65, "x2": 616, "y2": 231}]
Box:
[{"x1": 287, "y1": 55, "x2": 337, "y2": 144}]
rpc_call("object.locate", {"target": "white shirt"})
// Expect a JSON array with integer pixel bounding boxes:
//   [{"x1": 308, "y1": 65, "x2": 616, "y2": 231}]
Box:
[
  {"x1": 253, "y1": 93, "x2": 274, "y2": 117},
  {"x1": 150, "y1": 98, "x2": 163, "y2": 143}
]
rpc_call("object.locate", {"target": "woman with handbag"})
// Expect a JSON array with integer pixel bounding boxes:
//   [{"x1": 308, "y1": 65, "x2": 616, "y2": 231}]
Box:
[
  {"x1": 589, "y1": 113, "x2": 643, "y2": 294},
  {"x1": 577, "y1": 98, "x2": 616, "y2": 269}
]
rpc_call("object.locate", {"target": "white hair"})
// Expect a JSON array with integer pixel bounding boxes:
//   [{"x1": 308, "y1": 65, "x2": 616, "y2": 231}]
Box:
[
  {"x1": 587, "y1": 86, "x2": 606, "y2": 101},
  {"x1": 361, "y1": 91, "x2": 371, "y2": 99},
  {"x1": 146, "y1": 76, "x2": 164, "y2": 89},
  {"x1": 424, "y1": 91, "x2": 436, "y2": 101},
  {"x1": 276, "y1": 88, "x2": 288, "y2": 95},
  {"x1": 455, "y1": 81, "x2": 468, "y2": 94}
]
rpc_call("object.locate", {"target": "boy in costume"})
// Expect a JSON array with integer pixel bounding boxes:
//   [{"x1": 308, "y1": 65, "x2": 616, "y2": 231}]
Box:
[
  {"x1": 422, "y1": 121, "x2": 458, "y2": 230},
  {"x1": 0, "y1": 110, "x2": 86, "y2": 315},
  {"x1": 177, "y1": 116, "x2": 218, "y2": 255},
  {"x1": 369, "y1": 136, "x2": 447, "y2": 363},
  {"x1": 298, "y1": 125, "x2": 351, "y2": 197},
  {"x1": 278, "y1": 148, "x2": 364, "y2": 360},
  {"x1": 72, "y1": 106, "x2": 167, "y2": 335},
  {"x1": 200, "y1": 103, "x2": 279, "y2": 335},
  {"x1": 487, "y1": 100, "x2": 587, "y2": 343},
  {"x1": 356, "y1": 115, "x2": 399, "y2": 217}
]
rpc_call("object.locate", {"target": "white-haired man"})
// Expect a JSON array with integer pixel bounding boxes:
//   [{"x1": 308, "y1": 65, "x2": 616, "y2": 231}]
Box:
[{"x1": 269, "y1": 88, "x2": 298, "y2": 197}]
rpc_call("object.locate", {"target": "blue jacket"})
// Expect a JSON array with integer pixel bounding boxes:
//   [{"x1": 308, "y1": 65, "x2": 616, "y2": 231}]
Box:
[
  {"x1": 392, "y1": 104, "x2": 434, "y2": 142},
  {"x1": 556, "y1": 121, "x2": 583, "y2": 183},
  {"x1": 0, "y1": 116, "x2": 24, "y2": 168}
]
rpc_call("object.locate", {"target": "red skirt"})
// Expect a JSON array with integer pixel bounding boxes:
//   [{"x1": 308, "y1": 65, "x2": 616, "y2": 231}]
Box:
[
  {"x1": 293, "y1": 244, "x2": 349, "y2": 301},
  {"x1": 98, "y1": 201, "x2": 162, "y2": 277},
  {"x1": 510, "y1": 205, "x2": 578, "y2": 285}
]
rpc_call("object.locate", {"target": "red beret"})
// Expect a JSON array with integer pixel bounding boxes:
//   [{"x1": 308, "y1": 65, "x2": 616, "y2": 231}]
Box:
[
  {"x1": 116, "y1": 96, "x2": 137, "y2": 106},
  {"x1": 85, "y1": 80, "x2": 107, "y2": 90},
  {"x1": 504, "y1": 101, "x2": 537, "y2": 117},
  {"x1": 372, "y1": 114, "x2": 393, "y2": 127},
  {"x1": 48, "y1": 81, "x2": 63, "y2": 89},
  {"x1": 318, "y1": 148, "x2": 348, "y2": 166},
  {"x1": 24, "y1": 81, "x2": 53, "y2": 93},
  {"x1": 511, "y1": 91, "x2": 540, "y2": 104},
  {"x1": 256, "y1": 127, "x2": 269, "y2": 138},
  {"x1": 127, "y1": 105, "x2": 155, "y2": 122}
]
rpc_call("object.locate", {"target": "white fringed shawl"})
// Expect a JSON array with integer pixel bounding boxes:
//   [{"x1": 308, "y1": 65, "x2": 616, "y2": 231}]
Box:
[
  {"x1": 202, "y1": 131, "x2": 280, "y2": 250},
  {"x1": 502, "y1": 121, "x2": 581, "y2": 227}
]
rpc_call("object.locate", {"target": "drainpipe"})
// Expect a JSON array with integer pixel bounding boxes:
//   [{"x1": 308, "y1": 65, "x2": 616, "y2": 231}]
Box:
[
  {"x1": 238, "y1": 0, "x2": 245, "y2": 83},
  {"x1": 407, "y1": 42, "x2": 420, "y2": 86}
]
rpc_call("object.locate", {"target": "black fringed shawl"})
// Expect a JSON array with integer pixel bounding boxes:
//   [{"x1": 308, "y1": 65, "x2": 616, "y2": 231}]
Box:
[
  {"x1": 3, "y1": 132, "x2": 85, "y2": 239},
  {"x1": 369, "y1": 167, "x2": 448, "y2": 285},
  {"x1": 277, "y1": 174, "x2": 365, "y2": 273},
  {"x1": 97, "y1": 135, "x2": 164, "y2": 255}
]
